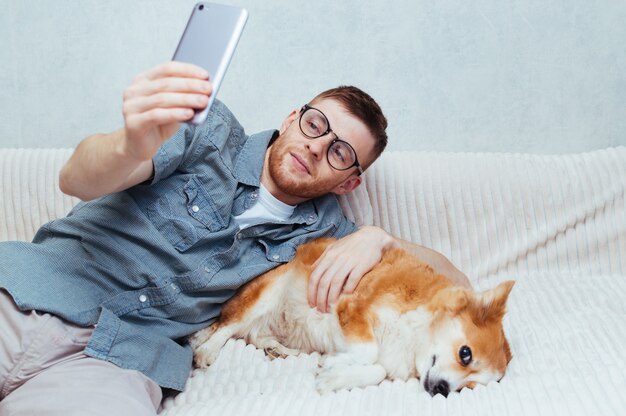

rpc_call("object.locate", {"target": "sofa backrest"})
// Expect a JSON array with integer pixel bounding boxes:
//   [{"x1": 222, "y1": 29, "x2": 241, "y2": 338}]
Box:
[
  {"x1": 2, "y1": 147, "x2": 625, "y2": 282},
  {"x1": 339, "y1": 147, "x2": 626, "y2": 281},
  {"x1": 0, "y1": 148, "x2": 77, "y2": 242}
]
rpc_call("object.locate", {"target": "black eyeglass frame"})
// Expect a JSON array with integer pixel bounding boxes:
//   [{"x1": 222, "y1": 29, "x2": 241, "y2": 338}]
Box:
[{"x1": 298, "y1": 104, "x2": 364, "y2": 176}]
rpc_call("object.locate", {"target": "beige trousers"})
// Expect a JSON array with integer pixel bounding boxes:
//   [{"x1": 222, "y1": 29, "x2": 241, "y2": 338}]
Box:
[{"x1": 0, "y1": 289, "x2": 163, "y2": 416}]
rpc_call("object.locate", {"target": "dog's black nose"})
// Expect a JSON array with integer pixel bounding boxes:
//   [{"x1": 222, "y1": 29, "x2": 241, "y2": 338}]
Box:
[{"x1": 432, "y1": 380, "x2": 449, "y2": 397}]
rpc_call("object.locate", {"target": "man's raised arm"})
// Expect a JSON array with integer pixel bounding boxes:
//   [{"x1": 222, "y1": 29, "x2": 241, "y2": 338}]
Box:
[{"x1": 59, "y1": 61, "x2": 213, "y2": 201}]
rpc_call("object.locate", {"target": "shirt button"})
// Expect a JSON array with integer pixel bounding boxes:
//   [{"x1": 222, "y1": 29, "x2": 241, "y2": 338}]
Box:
[
  {"x1": 272, "y1": 254, "x2": 280, "y2": 261},
  {"x1": 139, "y1": 294, "x2": 147, "y2": 303},
  {"x1": 236, "y1": 233, "x2": 242, "y2": 240},
  {"x1": 192, "y1": 205, "x2": 200, "y2": 213},
  {"x1": 204, "y1": 267, "x2": 210, "y2": 273},
  {"x1": 308, "y1": 215, "x2": 316, "y2": 221},
  {"x1": 251, "y1": 192, "x2": 258, "y2": 199},
  {"x1": 170, "y1": 283, "x2": 178, "y2": 291}
]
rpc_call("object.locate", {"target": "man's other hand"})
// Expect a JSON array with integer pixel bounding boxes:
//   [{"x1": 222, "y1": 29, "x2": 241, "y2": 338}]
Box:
[{"x1": 307, "y1": 226, "x2": 396, "y2": 313}]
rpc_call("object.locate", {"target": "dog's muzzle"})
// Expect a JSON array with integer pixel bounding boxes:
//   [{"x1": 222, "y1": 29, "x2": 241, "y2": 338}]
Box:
[
  {"x1": 424, "y1": 371, "x2": 450, "y2": 397},
  {"x1": 428, "y1": 379, "x2": 449, "y2": 397}
]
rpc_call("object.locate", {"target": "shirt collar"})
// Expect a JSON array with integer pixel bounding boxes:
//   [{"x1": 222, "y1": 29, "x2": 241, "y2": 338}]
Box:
[
  {"x1": 233, "y1": 129, "x2": 278, "y2": 187},
  {"x1": 232, "y1": 129, "x2": 330, "y2": 226}
]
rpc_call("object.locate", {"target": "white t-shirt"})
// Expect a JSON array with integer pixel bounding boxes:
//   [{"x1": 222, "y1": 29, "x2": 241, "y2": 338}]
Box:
[{"x1": 233, "y1": 183, "x2": 295, "y2": 229}]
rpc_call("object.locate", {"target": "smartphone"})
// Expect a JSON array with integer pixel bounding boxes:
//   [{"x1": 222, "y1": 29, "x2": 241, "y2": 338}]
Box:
[{"x1": 172, "y1": 2, "x2": 248, "y2": 125}]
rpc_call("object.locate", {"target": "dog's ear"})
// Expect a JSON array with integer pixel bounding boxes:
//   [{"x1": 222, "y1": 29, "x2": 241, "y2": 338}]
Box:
[
  {"x1": 429, "y1": 286, "x2": 470, "y2": 314},
  {"x1": 503, "y1": 331, "x2": 513, "y2": 364},
  {"x1": 471, "y1": 280, "x2": 515, "y2": 325}
]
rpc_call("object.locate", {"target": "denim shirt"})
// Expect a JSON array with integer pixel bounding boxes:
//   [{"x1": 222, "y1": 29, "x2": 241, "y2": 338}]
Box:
[{"x1": 0, "y1": 101, "x2": 357, "y2": 390}]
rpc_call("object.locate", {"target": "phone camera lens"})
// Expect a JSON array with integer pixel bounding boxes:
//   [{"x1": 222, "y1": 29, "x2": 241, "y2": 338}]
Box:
[{"x1": 199, "y1": 4, "x2": 204, "y2": 10}]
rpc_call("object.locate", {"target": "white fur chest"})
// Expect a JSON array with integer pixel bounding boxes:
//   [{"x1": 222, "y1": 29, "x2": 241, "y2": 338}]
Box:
[
  {"x1": 263, "y1": 270, "x2": 348, "y2": 354},
  {"x1": 374, "y1": 306, "x2": 433, "y2": 380}
]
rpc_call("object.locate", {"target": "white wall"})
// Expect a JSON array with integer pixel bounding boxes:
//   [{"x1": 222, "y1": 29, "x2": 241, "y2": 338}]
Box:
[{"x1": 1, "y1": 0, "x2": 624, "y2": 152}]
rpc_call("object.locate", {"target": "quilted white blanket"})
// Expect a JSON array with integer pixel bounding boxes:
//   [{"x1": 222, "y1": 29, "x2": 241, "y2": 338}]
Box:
[{"x1": 1, "y1": 147, "x2": 625, "y2": 415}]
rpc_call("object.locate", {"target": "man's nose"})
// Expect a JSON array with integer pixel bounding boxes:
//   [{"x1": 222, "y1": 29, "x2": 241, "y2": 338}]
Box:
[{"x1": 306, "y1": 135, "x2": 332, "y2": 160}]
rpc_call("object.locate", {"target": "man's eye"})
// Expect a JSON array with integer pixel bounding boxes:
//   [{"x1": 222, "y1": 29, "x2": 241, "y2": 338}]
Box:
[
  {"x1": 459, "y1": 345, "x2": 472, "y2": 366},
  {"x1": 307, "y1": 121, "x2": 321, "y2": 134},
  {"x1": 332, "y1": 146, "x2": 346, "y2": 162}
]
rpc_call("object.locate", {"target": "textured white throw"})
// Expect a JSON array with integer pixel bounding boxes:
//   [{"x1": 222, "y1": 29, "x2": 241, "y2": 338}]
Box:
[{"x1": 1, "y1": 147, "x2": 624, "y2": 415}]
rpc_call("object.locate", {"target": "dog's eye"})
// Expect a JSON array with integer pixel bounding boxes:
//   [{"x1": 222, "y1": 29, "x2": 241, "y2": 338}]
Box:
[{"x1": 459, "y1": 345, "x2": 472, "y2": 366}]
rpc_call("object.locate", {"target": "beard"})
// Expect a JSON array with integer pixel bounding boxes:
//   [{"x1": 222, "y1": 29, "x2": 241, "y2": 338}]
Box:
[{"x1": 266, "y1": 134, "x2": 343, "y2": 200}]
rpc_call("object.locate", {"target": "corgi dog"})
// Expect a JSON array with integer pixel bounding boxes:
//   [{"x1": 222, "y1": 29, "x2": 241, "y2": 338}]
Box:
[{"x1": 190, "y1": 238, "x2": 514, "y2": 396}]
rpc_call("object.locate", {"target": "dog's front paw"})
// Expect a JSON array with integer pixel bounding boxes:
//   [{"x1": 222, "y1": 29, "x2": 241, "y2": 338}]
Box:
[
  {"x1": 190, "y1": 323, "x2": 234, "y2": 368},
  {"x1": 319, "y1": 353, "x2": 351, "y2": 369},
  {"x1": 315, "y1": 360, "x2": 387, "y2": 394},
  {"x1": 193, "y1": 343, "x2": 221, "y2": 368},
  {"x1": 189, "y1": 324, "x2": 218, "y2": 351},
  {"x1": 316, "y1": 364, "x2": 352, "y2": 394}
]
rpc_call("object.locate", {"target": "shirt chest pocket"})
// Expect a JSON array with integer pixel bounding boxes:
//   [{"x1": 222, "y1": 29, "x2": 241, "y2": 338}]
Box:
[{"x1": 146, "y1": 176, "x2": 227, "y2": 251}]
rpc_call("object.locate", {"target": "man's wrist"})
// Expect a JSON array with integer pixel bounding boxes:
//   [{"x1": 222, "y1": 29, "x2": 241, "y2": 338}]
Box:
[
  {"x1": 115, "y1": 131, "x2": 144, "y2": 163},
  {"x1": 359, "y1": 225, "x2": 400, "y2": 252}
]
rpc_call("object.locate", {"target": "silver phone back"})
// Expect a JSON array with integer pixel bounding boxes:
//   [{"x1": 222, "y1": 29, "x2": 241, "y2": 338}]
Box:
[{"x1": 173, "y1": 2, "x2": 248, "y2": 125}]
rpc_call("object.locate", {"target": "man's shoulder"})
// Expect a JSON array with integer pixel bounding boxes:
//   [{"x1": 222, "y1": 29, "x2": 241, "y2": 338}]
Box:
[
  {"x1": 193, "y1": 100, "x2": 247, "y2": 146},
  {"x1": 207, "y1": 100, "x2": 238, "y2": 125}
]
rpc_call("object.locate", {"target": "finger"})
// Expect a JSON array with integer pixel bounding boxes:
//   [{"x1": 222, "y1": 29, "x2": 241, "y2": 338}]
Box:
[
  {"x1": 308, "y1": 265, "x2": 325, "y2": 307},
  {"x1": 316, "y1": 272, "x2": 333, "y2": 313},
  {"x1": 141, "y1": 61, "x2": 209, "y2": 82},
  {"x1": 312, "y1": 243, "x2": 348, "y2": 272},
  {"x1": 125, "y1": 107, "x2": 194, "y2": 134},
  {"x1": 124, "y1": 92, "x2": 209, "y2": 115},
  {"x1": 309, "y1": 252, "x2": 333, "y2": 306},
  {"x1": 326, "y1": 273, "x2": 348, "y2": 311},
  {"x1": 126, "y1": 77, "x2": 213, "y2": 100},
  {"x1": 309, "y1": 261, "x2": 334, "y2": 309},
  {"x1": 342, "y1": 265, "x2": 369, "y2": 293},
  {"x1": 327, "y1": 261, "x2": 357, "y2": 307},
  {"x1": 307, "y1": 272, "x2": 319, "y2": 308},
  {"x1": 316, "y1": 261, "x2": 347, "y2": 313},
  {"x1": 311, "y1": 246, "x2": 331, "y2": 269}
]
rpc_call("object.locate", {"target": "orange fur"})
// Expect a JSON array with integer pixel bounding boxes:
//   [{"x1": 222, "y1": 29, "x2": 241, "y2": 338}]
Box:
[
  {"x1": 291, "y1": 238, "x2": 457, "y2": 342},
  {"x1": 216, "y1": 264, "x2": 285, "y2": 326}
]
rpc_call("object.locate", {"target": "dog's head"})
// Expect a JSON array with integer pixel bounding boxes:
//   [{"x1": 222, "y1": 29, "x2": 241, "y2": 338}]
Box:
[{"x1": 420, "y1": 280, "x2": 515, "y2": 397}]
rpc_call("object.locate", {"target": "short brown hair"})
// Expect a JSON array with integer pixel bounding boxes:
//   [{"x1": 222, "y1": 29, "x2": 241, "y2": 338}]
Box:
[{"x1": 311, "y1": 86, "x2": 388, "y2": 170}]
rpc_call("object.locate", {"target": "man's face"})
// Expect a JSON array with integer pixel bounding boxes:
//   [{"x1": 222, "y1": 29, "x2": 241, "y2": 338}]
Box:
[{"x1": 263, "y1": 98, "x2": 375, "y2": 205}]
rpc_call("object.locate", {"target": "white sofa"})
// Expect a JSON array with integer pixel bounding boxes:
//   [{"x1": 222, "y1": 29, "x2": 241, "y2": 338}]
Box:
[{"x1": 1, "y1": 147, "x2": 625, "y2": 415}]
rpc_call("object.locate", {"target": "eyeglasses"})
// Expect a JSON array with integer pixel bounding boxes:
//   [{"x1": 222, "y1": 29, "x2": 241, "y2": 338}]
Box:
[{"x1": 298, "y1": 104, "x2": 363, "y2": 175}]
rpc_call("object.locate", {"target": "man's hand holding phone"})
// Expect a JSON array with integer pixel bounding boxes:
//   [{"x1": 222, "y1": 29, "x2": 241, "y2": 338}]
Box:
[
  {"x1": 122, "y1": 1, "x2": 248, "y2": 161},
  {"x1": 60, "y1": 62, "x2": 211, "y2": 201},
  {"x1": 121, "y1": 61, "x2": 212, "y2": 162},
  {"x1": 60, "y1": 3, "x2": 247, "y2": 201}
]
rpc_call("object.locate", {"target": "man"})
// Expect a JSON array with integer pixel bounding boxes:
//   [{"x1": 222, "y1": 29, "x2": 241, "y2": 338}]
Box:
[{"x1": 0, "y1": 62, "x2": 469, "y2": 415}]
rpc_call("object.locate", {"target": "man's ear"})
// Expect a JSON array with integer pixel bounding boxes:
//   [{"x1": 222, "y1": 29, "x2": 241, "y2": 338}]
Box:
[
  {"x1": 331, "y1": 175, "x2": 362, "y2": 195},
  {"x1": 279, "y1": 109, "x2": 300, "y2": 135}
]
